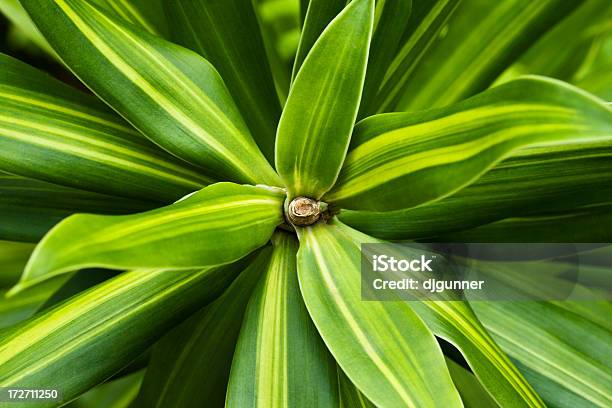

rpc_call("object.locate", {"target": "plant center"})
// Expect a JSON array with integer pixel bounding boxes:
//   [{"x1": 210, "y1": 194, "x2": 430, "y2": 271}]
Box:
[{"x1": 286, "y1": 196, "x2": 325, "y2": 227}]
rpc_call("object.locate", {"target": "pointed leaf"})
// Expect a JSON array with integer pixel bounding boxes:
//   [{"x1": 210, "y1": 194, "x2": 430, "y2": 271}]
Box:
[
  {"x1": 135, "y1": 246, "x2": 271, "y2": 408},
  {"x1": 0, "y1": 53, "x2": 210, "y2": 202},
  {"x1": 327, "y1": 77, "x2": 612, "y2": 211},
  {"x1": 255, "y1": 0, "x2": 300, "y2": 103},
  {"x1": 297, "y1": 220, "x2": 462, "y2": 408},
  {"x1": 393, "y1": 0, "x2": 581, "y2": 111},
  {"x1": 164, "y1": 0, "x2": 281, "y2": 162},
  {"x1": 446, "y1": 358, "x2": 498, "y2": 408},
  {"x1": 0, "y1": 270, "x2": 117, "y2": 331},
  {"x1": 444, "y1": 203, "x2": 612, "y2": 243},
  {"x1": 18, "y1": 183, "x2": 284, "y2": 291},
  {"x1": 89, "y1": 0, "x2": 168, "y2": 37},
  {"x1": 0, "y1": 278, "x2": 68, "y2": 330},
  {"x1": 359, "y1": 0, "x2": 412, "y2": 118},
  {"x1": 472, "y1": 301, "x2": 612, "y2": 407},
  {"x1": 37, "y1": 269, "x2": 120, "y2": 312},
  {"x1": 0, "y1": 0, "x2": 55, "y2": 56},
  {"x1": 0, "y1": 240, "x2": 34, "y2": 287},
  {"x1": 70, "y1": 371, "x2": 143, "y2": 408},
  {"x1": 407, "y1": 297, "x2": 544, "y2": 407},
  {"x1": 496, "y1": 0, "x2": 612, "y2": 84},
  {"x1": 372, "y1": 0, "x2": 460, "y2": 113},
  {"x1": 0, "y1": 261, "x2": 247, "y2": 407},
  {"x1": 227, "y1": 233, "x2": 339, "y2": 408},
  {"x1": 299, "y1": 0, "x2": 309, "y2": 24},
  {"x1": 576, "y1": 69, "x2": 612, "y2": 101},
  {"x1": 302, "y1": 220, "x2": 543, "y2": 407},
  {"x1": 276, "y1": 0, "x2": 374, "y2": 199},
  {"x1": 21, "y1": 0, "x2": 279, "y2": 185},
  {"x1": 337, "y1": 367, "x2": 376, "y2": 408},
  {"x1": 339, "y1": 141, "x2": 612, "y2": 239},
  {"x1": 291, "y1": 0, "x2": 346, "y2": 80},
  {"x1": 0, "y1": 172, "x2": 154, "y2": 243}
]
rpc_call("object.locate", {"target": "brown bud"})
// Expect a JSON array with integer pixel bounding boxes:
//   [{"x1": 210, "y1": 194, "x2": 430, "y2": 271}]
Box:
[{"x1": 286, "y1": 197, "x2": 321, "y2": 226}]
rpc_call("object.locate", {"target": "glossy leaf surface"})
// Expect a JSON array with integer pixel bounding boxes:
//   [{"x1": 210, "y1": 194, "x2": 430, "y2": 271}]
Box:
[
  {"x1": 313, "y1": 223, "x2": 544, "y2": 407},
  {"x1": 328, "y1": 77, "x2": 612, "y2": 211},
  {"x1": 337, "y1": 367, "x2": 376, "y2": 408},
  {"x1": 21, "y1": 0, "x2": 279, "y2": 185},
  {"x1": 372, "y1": 0, "x2": 460, "y2": 113},
  {"x1": 339, "y1": 141, "x2": 612, "y2": 239},
  {"x1": 297, "y1": 220, "x2": 462, "y2": 408},
  {"x1": 0, "y1": 53, "x2": 210, "y2": 202},
  {"x1": 227, "y1": 233, "x2": 339, "y2": 408},
  {"x1": 292, "y1": 0, "x2": 346, "y2": 80},
  {"x1": 0, "y1": 278, "x2": 68, "y2": 330},
  {"x1": 0, "y1": 240, "x2": 34, "y2": 286},
  {"x1": 136, "y1": 247, "x2": 271, "y2": 408},
  {"x1": 445, "y1": 203, "x2": 612, "y2": 243},
  {"x1": 165, "y1": 0, "x2": 281, "y2": 162},
  {"x1": 472, "y1": 301, "x2": 612, "y2": 407},
  {"x1": 0, "y1": 172, "x2": 153, "y2": 243},
  {"x1": 446, "y1": 358, "x2": 497, "y2": 408},
  {"x1": 276, "y1": 0, "x2": 374, "y2": 198},
  {"x1": 90, "y1": 0, "x2": 168, "y2": 37},
  {"x1": 394, "y1": 0, "x2": 581, "y2": 111},
  {"x1": 0, "y1": 0, "x2": 55, "y2": 55},
  {"x1": 18, "y1": 183, "x2": 284, "y2": 291},
  {"x1": 359, "y1": 0, "x2": 412, "y2": 118},
  {"x1": 408, "y1": 299, "x2": 544, "y2": 407},
  {"x1": 0, "y1": 262, "x2": 246, "y2": 407},
  {"x1": 496, "y1": 0, "x2": 612, "y2": 85}
]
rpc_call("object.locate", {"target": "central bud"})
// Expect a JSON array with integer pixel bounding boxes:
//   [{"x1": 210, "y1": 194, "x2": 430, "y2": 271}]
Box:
[{"x1": 286, "y1": 197, "x2": 322, "y2": 226}]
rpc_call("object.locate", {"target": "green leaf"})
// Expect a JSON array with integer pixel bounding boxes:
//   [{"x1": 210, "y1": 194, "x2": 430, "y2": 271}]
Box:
[
  {"x1": 276, "y1": 0, "x2": 374, "y2": 199},
  {"x1": 0, "y1": 243, "x2": 67, "y2": 332},
  {"x1": 256, "y1": 0, "x2": 301, "y2": 104},
  {"x1": 20, "y1": 0, "x2": 280, "y2": 186},
  {"x1": 299, "y1": 0, "x2": 308, "y2": 24},
  {"x1": 297, "y1": 219, "x2": 462, "y2": 408},
  {"x1": 495, "y1": 0, "x2": 612, "y2": 85},
  {"x1": 90, "y1": 0, "x2": 168, "y2": 37},
  {"x1": 291, "y1": 0, "x2": 346, "y2": 80},
  {"x1": 17, "y1": 183, "x2": 285, "y2": 292},
  {"x1": 358, "y1": 0, "x2": 412, "y2": 118},
  {"x1": 443, "y1": 203, "x2": 612, "y2": 243},
  {"x1": 472, "y1": 301, "x2": 612, "y2": 407},
  {"x1": 0, "y1": 278, "x2": 68, "y2": 330},
  {"x1": 372, "y1": 0, "x2": 460, "y2": 113},
  {"x1": 0, "y1": 53, "x2": 211, "y2": 202},
  {"x1": 67, "y1": 371, "x2": 143, "y2": 408},
  {"x1": 1, "y1": 269, "x2": 116, "y2": 333},
  {"x1": 357, "y1": 241, "x2": 544, "y2": 406},
  {"x1": 339, "y1": 141, "x2": 612, "y2": 240},
  {"x1": 571, "y1": 29, "x2": 612, "y2": 100},
  {"x1": 327, "y1": 77, "x2": 612, "y2": 211},
  {"x1": 406, "y1": 298, "x2": 544, "y2": 407},
  {"x1": 445, "y1": 358, "x2": 498, "y2": 408},
  {"x1": 37, "y1": 269, "x2": 120, "y2": 312},
  {"x1": 0, "y1": 172, "x2": 154, "y2": 243},
  {"x1": 0, "y1": 261, "x2": 247, "y2": 408},
  {"x1": 576, "y1": 69, "x2": 612, "y2": 101},
  {"x1": 393, "y1": 0, "x2": 582, "y2": 111},
  {"x1": 337, "y1": 367, "x2": 376, "y2": 408},
  {"x1": 227, "y1": 233, "x2": 339, "y2": 408},
  {"x1": 556, "y1": 299, "x2": 612, "y2": 335},
  {"x1": 0, "y1": 0, "x2": 56, "y2": 56},
  {"x1": 0, "y1": 240, "x2": 34, "y2": 287},
  {"x1": 135, "y1": 246, "x2": 271, "y2": 408},
  {"x1": 164, "y1": 0, "x2": 281, "y2": 163}
]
